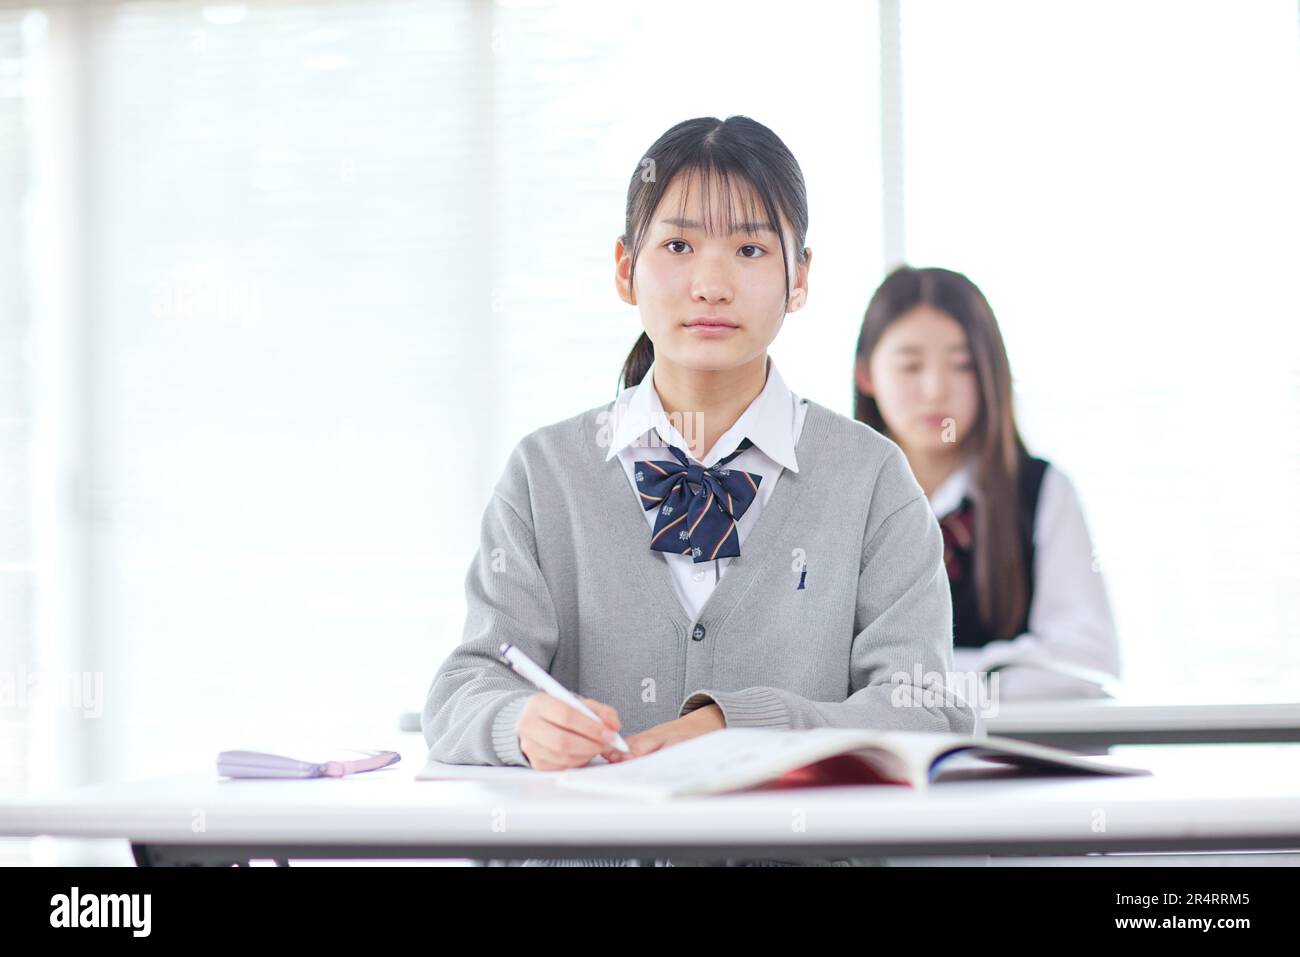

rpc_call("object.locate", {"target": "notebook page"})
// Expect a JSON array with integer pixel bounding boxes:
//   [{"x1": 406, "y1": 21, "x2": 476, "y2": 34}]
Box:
[
  {"x1": 415, "y1": 754, "x2": 613, "y2": 781},
  {"x1": 555, "y1": 728, "x2": 873, "y2": 798}
]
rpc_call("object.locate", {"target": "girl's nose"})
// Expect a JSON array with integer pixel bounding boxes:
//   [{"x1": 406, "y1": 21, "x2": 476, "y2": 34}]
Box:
[
  {"x1": 691, "y1": 259, "x2": 734, "y2": 303},
  {"x1": 921, "y1": 369, "x2": 948, "y2": 400}
]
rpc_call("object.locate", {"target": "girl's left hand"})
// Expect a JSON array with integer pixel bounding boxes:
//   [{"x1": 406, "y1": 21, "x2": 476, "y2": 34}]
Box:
[{"x1": 600, "y1": 703, "x2": 726, "y2": 763}]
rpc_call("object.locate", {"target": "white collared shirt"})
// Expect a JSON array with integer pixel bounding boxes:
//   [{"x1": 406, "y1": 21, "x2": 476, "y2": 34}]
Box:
[
  {"x1": 605, "y1": 355, "x2": 808, "y2": 622},
  {"x1": 928, "y1": 457, "x2": 1122, "y2": 699}
]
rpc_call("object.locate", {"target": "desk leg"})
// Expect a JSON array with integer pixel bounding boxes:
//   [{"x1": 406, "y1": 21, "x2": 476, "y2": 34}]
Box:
[{"x1": 131, "y1": 843, "x2": 253, "y2": 867}]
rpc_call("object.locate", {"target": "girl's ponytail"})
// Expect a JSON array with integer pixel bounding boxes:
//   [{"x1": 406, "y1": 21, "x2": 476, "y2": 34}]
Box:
[{"x1": 619, "y1": 331, "x2": 655, "y2": 390}]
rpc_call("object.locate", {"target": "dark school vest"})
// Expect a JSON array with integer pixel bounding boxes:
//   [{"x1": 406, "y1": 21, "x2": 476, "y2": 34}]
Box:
[{"x1": 941, "y1": 451, "x2": 1050, "y2": 649}]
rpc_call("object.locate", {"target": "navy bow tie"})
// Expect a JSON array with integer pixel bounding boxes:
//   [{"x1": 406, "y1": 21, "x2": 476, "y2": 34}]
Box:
[{"x1": 634, "y1": 438, "x2": 762, "y2": 563}]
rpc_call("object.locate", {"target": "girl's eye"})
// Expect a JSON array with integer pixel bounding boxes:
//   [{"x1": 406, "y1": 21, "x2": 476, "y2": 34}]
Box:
[
  {"x1": 666, "y1": 240, "x2": 692, "y2": 254},
  {"x1": 899, "y1": 364, "x2": 921, "y2": 374},
  {"x1": 955, "y1": 362, "x2": 974, "y2": 372},
  {"x1": 738, "y1": 244, "x2": 766, "y2": 258}
]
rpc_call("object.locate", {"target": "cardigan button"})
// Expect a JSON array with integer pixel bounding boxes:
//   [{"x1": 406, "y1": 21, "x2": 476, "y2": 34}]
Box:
[{"x1": 692, "y1": 623, "x2": 706, "y2": 641}]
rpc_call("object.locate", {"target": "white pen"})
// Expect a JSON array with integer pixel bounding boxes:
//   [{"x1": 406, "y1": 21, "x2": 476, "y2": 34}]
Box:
[{"x1": 497, "y1": 642, "x2": 631, "y2": 754}]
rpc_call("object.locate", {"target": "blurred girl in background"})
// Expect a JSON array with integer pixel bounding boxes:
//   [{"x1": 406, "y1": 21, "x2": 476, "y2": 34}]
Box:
[{"x1": 854, "y1": 265, "x2": 1121, "y2": 700}]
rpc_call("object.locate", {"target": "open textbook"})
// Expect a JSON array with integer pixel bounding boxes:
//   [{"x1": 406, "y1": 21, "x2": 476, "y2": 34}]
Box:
[{"x1": 537, "y1": 728, "x2": 1150, "y2": 799}]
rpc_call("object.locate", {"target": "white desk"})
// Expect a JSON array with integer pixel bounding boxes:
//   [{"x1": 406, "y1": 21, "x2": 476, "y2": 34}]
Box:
[
  {"x1": 402, "y1": 701, "x2": 1300, "y2": 750},
  {"x1": 985, "y1": 701, "x2": 1300, "y2": 749},
  {"x1": 2, "y1": 743, "x2": 1298, "y2": 865}
]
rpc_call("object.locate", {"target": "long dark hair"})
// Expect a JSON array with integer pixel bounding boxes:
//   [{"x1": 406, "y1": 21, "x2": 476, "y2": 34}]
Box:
[
  {"x1": 617, "y1": 116, "x2": 810, "y2": 391},
  {"x1": 854, "y1": 266, "x2": 1031, "y2": 640}
]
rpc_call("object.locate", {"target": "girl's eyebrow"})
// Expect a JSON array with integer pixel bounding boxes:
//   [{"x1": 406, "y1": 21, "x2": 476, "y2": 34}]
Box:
[
  {"x1": 892, "y1": 343, "x2": 969, "y2": 354},
  {"x1": 659, "y1": 216, "x2": 776, "y2": 235}
]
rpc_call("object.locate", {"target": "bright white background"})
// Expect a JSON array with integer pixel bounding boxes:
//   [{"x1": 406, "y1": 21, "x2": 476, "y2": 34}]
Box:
[{"x1": 0, "y1": 0, "x2": 1297, "y2": 863}]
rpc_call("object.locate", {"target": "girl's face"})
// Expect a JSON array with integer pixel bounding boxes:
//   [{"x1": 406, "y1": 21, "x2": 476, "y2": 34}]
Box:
[
  {"x1": 856, "y1": 305, "x2": 980, "y2": 455},
  {"x1": 614, "y1": 171, "x2": 809, "y2": 375}
]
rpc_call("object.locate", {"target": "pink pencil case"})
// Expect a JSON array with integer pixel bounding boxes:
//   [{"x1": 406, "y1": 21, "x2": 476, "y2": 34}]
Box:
[{"x1": 217, "y1": 748, "x2": 401, "y2": 779}]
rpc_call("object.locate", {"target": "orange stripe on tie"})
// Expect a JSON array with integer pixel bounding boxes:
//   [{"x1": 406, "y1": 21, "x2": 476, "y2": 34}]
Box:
[
  {"x1": 646, "y1": 461, "x2": 670, "y2": 476},
  {"x1": 710, "y1": 520, "x2": 736, "y2": 560},
  {"x1": 650, "y1": 512, "x2": 687, "y2": 546},
  {"x1": 687, "y1": 491, "x2": 714, "y2": 535},
  {"x1": 743, "y1": 472, "x2": 759, "y2": 494},
  {"x1": 638, "y1": 491, "x2": 664, "y2": 503}
]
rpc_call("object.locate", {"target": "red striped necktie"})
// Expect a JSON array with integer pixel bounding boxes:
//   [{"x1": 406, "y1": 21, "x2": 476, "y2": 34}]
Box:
[{"x1": 938, "y1": 497, "x2": 975, "y2": 581}]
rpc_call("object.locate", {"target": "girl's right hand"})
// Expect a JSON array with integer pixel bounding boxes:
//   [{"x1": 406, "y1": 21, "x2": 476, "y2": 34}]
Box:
[{"x1": 517, "y1": 693, "x2": 624, "y2": 770}]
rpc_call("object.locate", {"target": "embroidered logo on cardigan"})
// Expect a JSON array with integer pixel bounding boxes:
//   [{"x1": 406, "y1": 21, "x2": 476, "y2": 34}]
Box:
[{"x1": 792, "y1": 548, "x2": 807, "y2": 591}]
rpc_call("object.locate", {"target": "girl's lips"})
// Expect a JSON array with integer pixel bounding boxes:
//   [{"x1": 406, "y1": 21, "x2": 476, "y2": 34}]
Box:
[
  {"x1": 684, "y1": 321, "x2": 739, "y2": 336},
  {"x1": 923, "y1": 415, "x2": 951, "y2": 427}
]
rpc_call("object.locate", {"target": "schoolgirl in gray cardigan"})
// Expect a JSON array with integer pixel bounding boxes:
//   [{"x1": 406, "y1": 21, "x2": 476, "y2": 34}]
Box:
[{"x1": 422, "y1": 115, "x2": 976, "y2": 866}]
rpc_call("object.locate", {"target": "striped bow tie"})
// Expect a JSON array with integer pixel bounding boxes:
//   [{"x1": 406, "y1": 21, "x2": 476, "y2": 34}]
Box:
[{"x1": 634, "y1": 438, "x2": 762, "y2": 563}]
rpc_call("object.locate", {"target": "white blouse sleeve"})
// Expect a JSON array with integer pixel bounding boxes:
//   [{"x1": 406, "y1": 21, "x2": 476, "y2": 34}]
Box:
[{"x1": 951, "y1": 464, "x2": 1122, "y2": 700}]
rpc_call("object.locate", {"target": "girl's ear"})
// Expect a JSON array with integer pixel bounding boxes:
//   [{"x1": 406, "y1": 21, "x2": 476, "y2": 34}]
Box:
[
  {"x1": 614, "y1": 237, "x2": 636, "y2": 306},
  {"x1": 786, "y1": 246, "x2": 812, "y2": 312},
  {"x1": 854, "y1": 358, "x2": 874, "y2": 396}
]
